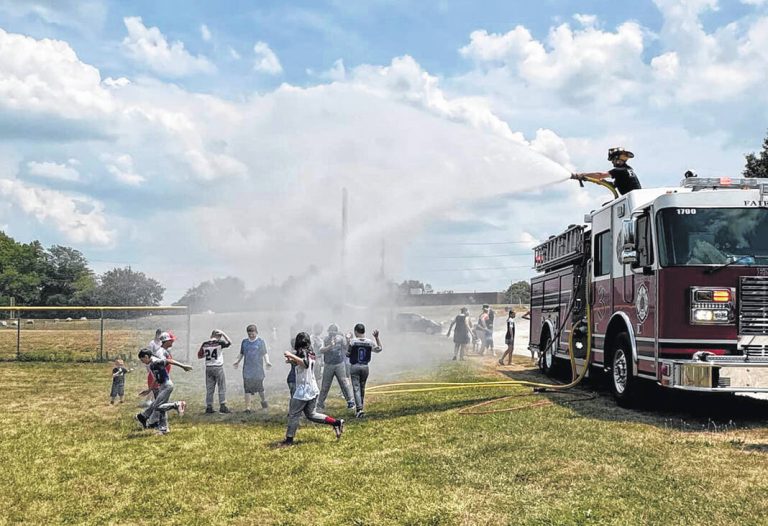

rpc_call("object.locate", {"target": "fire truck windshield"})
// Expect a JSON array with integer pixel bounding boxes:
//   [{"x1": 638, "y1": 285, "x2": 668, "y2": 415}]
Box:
[{"x1": 656, "y1": 208, "x2": 768, "y2": 266}]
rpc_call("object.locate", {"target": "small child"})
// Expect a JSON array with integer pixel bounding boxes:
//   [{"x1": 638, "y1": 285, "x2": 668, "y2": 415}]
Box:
[
  {"x1": 110, "y1": 359, "x2": 132, "y2": 404},
  {"x1": 279, "y1": 332, "x2": 344, "y2": 447},
  {"x1": 233, "y1": 324, "x2": 272, "y2": 412},
  {"x1": 197, "y1": 329, "x2": 232, "y2": 414}
]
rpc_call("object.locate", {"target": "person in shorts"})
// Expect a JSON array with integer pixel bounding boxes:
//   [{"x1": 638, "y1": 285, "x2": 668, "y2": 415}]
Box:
[
  {"x1": 446, "y1": 307, "x2": 471, "y2": 361},
  {"x1": 110, "y1": 359, "x2": 132, "y2": 404},
  {"x1": 498, "y1": 310, "x2": 516, "y2": 366},
  {"x1": 234, "y1": 324, "x2": 272, "y2": 412}
]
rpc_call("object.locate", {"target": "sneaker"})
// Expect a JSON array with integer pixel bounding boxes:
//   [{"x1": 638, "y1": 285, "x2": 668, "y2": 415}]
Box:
[
  {"x1": 334, "y1": 419, "x2": 345, "y2": 439},
  {"x1": 219, "y1": 404, "x2": 231, "y2": 414},
  {"x1": 261, "y1": 401, "x2": 269, "y2": 409},
  {"x1": 205, "y1": 406, "x2": 215, "y2": 414},
  {"x1": 244, "y1": 408, "x2": 253, "y2": 414},
  {"x1": 452, "y1": 356, "x2": 457, "y2": 361},
  {"x1": 355, "y1": 410, "x2": 365, "y2": 419},
  {"x1": 135, "y1": 413, "x2": 147, "y2": 429},
  {"x1": 277, "y1": 438, "x2": 294, "y2": 448},
  {"x1": 346, "y1": 401, "x2": 355, "y2": 410},
  {"x1": 177, "y1": 401, "x2": 186, "y2": 417},
  {"x1": 498, "y1": 359, "x2": 504, "y2": 366},
  {"x1": 110, "y1": 400, "x2": 114, "y2": 405},
  {"x1": 155, "y1": 429, "x2": 168, "y2": 436}
]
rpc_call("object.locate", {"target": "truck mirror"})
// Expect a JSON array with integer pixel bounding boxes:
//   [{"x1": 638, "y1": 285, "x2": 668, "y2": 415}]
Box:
[
  {"x1": 621, "y1": 219, "x2": 636, "y2": 248},
  {"x1": 621, "y1": 248, "x2": 638, "y2": 265}
]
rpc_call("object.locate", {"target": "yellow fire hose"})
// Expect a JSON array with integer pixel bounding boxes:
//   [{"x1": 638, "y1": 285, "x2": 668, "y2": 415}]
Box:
[{"x1": 368, "y1": 177, "x2": 614, "y2": 415}]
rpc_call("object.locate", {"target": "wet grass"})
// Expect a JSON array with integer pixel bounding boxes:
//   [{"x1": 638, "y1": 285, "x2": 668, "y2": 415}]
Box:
[{"x1": 1, "y1": 358, "x2": 768, "y2": 525}]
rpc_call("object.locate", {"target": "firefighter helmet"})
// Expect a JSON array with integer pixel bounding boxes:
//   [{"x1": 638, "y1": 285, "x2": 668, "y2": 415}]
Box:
[{"x1": 608, "y1": 147, "x2": 634, "y2": 161}]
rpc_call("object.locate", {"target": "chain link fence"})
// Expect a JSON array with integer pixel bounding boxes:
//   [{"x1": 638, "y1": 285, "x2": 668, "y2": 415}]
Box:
[{"x1": 0, "y1": 307, "x2": 190, "y2": 362}]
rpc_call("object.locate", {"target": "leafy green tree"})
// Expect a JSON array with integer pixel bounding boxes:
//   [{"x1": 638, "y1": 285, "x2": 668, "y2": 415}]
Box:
[
  {"x1": 0, "y1": 232, "x2": 47, "y2": 306},
  {"x1": 504, "y1": 280, "x2": 530, "y2": 304},
  {"x1": 96, "y1": 267, "x2": 164, "y2": 308},
  {"x1": 744, "y1": 131, "x2": 768, "y2": 178},
  {"x1": 175, "y1": 276, "x2": 246, "y2": 313},
  {"x1": 40, "y1": 245, "x2": 94, "y2": 305}
]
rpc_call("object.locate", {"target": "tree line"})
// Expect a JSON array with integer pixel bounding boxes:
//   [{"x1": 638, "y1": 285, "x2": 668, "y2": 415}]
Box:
[{"x1": 0, "y1": 231, "x2": 163, "y2": 316}]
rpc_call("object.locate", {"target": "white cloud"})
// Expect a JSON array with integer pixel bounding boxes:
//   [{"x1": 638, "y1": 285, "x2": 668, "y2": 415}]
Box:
[
  {"x1": 0, "y1": 0, "x2": 107, "y2": 31},
  {"x1": 228, "y1": 46, "x2": 241, "y2": 60},
  {"x1": 103, "y1": 76, "x2": 131, "y2": 88},
  {"x1": 573, "y1": 14, "x2": 598, "y2": 27},
  {"x1": 0, "y1": 177, "x2": 113, "y2": 245},
  {"x1": 459, "y1": 22, "x2": 646, "y2": 105},
  {"x1": 200, "y1": 24, "x2": 211, "y2": 42},
  {"x1": 27, "y1": 160, "x2": 80, "y2": 182},
  {"x1": 101, "y1": 153, "x2": 145, "y2": 186},
  {"x1": 122, "y1": 16, "x2": 216, "y2": 77},
  {"x1": 253, "y1": 41, "x2": 283, "y2": 75},
  {"x1": 0, "y1": 28, "x2": 115, "y2": 119}
]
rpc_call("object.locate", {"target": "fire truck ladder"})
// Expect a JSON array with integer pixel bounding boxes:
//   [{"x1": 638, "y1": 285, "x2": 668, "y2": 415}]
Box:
[{"x1": 533, "y1": 225, "x2": 586, "y2": 273}]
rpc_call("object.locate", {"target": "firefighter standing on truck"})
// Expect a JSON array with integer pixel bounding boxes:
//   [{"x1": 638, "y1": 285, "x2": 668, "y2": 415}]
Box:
[{"x1": 571, "y1": 147, "x2": 642, "y2": 196}]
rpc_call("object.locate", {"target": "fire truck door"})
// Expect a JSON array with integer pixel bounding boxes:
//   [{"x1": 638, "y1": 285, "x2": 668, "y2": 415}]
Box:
[{"x1": 591, "y1": 208, "x2": 613, "y2": 365}]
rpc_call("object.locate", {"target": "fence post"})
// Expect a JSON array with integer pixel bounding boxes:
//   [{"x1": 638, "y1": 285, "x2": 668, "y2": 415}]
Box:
[
  {"x1": 186, "y1": 308, "x2": 191, "y2": 362},
  {"x1": 99, "y1": 309, "x2": 104, "y2": 361},
  {"x1": 16, "y1": 316, "x2": 20, "y2": 360}
]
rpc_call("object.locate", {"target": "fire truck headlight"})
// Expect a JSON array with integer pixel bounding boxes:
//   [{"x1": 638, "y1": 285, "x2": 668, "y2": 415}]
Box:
[
  {"x1": 692, "y1": 308, "x2": 730, "y2": 323},
  {"x1": 690, "y1": 287, "x2": 735, "y2": 325}
]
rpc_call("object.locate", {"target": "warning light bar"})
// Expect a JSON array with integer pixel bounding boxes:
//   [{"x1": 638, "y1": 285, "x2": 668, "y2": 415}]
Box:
[{"x1": 681, "y1": 177, "x2": 765, "y2": 192}]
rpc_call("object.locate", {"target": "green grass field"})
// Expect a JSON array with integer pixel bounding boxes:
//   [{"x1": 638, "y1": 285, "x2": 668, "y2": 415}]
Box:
[{"x1": 1, "y1": 358, "x2": 768, "y2": 525}]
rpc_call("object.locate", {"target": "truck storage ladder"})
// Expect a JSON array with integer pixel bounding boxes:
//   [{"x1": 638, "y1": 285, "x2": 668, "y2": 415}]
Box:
[{"x1": 533, "y1": 225, "x2": 586, "y2": 272}]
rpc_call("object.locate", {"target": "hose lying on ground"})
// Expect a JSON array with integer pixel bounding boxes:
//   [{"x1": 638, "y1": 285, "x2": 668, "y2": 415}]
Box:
[{"x1": 368, "y1": 176, "x2": 617, "y2": 415}]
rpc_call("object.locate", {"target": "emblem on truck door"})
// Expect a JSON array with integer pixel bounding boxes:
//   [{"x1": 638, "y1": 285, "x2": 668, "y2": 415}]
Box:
[{"x1": 636, "y1": 284, "x2": 650, "y2": 322}]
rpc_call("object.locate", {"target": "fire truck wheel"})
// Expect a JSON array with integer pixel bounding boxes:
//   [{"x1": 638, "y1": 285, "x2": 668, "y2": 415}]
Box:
[
  {"x1": 541, "y1": 335, "x2": 558, "y2": 376},
  {"x1": 610, "y1": 331, "x2": 636, "y2": 407}
]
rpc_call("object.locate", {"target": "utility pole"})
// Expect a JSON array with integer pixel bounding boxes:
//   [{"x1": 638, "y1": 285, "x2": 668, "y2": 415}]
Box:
[
  {"x1": 379, "y1": 240, "x2": 386, "y2": 279},
  {"x1": 341, "y1": 188, "x2": 348, "y2": 311}
]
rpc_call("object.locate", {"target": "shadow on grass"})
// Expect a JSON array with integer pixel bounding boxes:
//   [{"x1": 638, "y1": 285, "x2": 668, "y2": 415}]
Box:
[{"x1": 497, "y1": 363, "x2": 768, "y2": 430}]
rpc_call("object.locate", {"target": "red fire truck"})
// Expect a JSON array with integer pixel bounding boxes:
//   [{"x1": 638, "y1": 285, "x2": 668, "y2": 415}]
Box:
[{"x1": 529, "y1": 177, "x2": 768, "y2": 405}]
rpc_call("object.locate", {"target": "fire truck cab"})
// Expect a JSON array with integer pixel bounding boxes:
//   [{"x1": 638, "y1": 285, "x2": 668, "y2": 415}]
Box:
[{"x1": 529, "y1": 177, "x2": 768, "y2": 406}]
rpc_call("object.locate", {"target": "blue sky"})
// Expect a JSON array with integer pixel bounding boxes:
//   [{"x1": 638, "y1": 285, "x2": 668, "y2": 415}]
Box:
[{"x1": 1, "y1": 0, "x2": 768, "y2": 301}]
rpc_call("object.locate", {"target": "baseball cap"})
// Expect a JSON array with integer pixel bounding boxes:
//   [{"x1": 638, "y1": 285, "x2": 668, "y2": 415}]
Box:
[{"x1": 159, "y1": 331, "x2": 175, "y2": 343}]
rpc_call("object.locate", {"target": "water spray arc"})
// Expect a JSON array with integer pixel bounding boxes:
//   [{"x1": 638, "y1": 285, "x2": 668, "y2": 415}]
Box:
[{"x1": 368, "y1": 177, "x2": 617, "y2": 414}]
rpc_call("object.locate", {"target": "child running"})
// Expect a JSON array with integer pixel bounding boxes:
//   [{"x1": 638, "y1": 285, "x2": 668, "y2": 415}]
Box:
[
  {"x1": 198, "y1": 329, "x2": 232, "y2": 414},
  {"x1": 279, "y1": 332, "x2": 344, "y2": 447},
  {"x1": 110, "y1": 359, "x2": 132, "y2": 404},
  {"x1": 135, "y1": 349, "x2": 192, "y2": 435},
  {"x1": 347, "y1": 324, "x2": 383, "y2": 418},
  {"x1": 233, "y1": 324, "x2": 272, "y2": 412}
]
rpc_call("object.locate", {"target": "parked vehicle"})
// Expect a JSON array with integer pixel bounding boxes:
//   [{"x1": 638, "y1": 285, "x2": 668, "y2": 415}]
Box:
[
  {"x1": 529, "y1": 176, "x2": 768, "y2": 406},
  {"x1": 394, "y1": 313, "x2": 442, "y2": 334}
]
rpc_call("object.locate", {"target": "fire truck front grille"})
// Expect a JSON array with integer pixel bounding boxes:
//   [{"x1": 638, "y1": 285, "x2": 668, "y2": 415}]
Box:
[{"x1": 739, "y1": 276, "x2": 768, "y2": 335}]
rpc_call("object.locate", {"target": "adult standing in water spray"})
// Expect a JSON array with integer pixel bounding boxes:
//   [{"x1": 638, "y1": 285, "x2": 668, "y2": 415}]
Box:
[
  {"x1": 446, "y1": 307, "x2": 471, "y2": 361},
  {"x1": 347, "y1": 323, "x2": 383, "y2": 418},
  {"x1": 571, "y1": 147, "x2": 642, "y2": 196},
  {"x1": 498, "y1": 310, "x2": 516, "y2": 366}
]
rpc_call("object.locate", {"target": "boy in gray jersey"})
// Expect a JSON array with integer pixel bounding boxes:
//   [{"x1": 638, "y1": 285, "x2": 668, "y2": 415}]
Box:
[
  {"x1": 347, "y1": 323, "x2": 383, "y2": 418},
  {"x1": 316, "y1": 323, "x2": 355, "y2": 411},
  {"x1": 197, "y1": 329, "x2": 232, "y2": 414}
]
